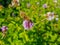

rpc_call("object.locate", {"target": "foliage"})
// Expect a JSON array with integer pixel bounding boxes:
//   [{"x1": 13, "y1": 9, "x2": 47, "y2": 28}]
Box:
[{"x1": 0, "y1": 0, "x2": 60, "y2": 45}]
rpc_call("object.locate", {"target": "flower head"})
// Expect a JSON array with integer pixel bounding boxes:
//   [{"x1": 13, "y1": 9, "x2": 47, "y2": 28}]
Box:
[
  {"x1": 43, "y1": 4, "x2": 47, "y2": 8},
  {"x1": 23, "y1": 20, "x2": 33, "y2": 30},
  {"x1": 1, "y1": 26, "x2": 8, "y2": 32},
  {"x1": 46, "y1": 12, "x2": 54, "y2": 21}
]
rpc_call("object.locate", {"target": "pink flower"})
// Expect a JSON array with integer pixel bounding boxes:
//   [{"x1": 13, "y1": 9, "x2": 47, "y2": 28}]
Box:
[
  {"x1": 1, "y1": 26, "x2": 8, "y2": 32},
  {"x1": 43, "y1": 4, "x2": 47, "y2": 8},
  {"x1": 23, "y1": 20, "x2": 33, "y2": 30},
  {"x1": 46, "y1": 12, "x2": 54, "y2": 21}
]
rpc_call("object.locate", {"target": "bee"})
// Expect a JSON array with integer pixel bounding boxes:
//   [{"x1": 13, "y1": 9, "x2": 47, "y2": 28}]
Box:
[{"x1": 20, "y1": 11, "x2": 33, "y2": 30}]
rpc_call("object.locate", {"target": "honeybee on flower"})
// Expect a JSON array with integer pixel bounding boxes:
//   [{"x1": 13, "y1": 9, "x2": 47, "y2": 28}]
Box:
[{"x1": 20, "y1": 11, "x2": 33, "y2": 30}]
